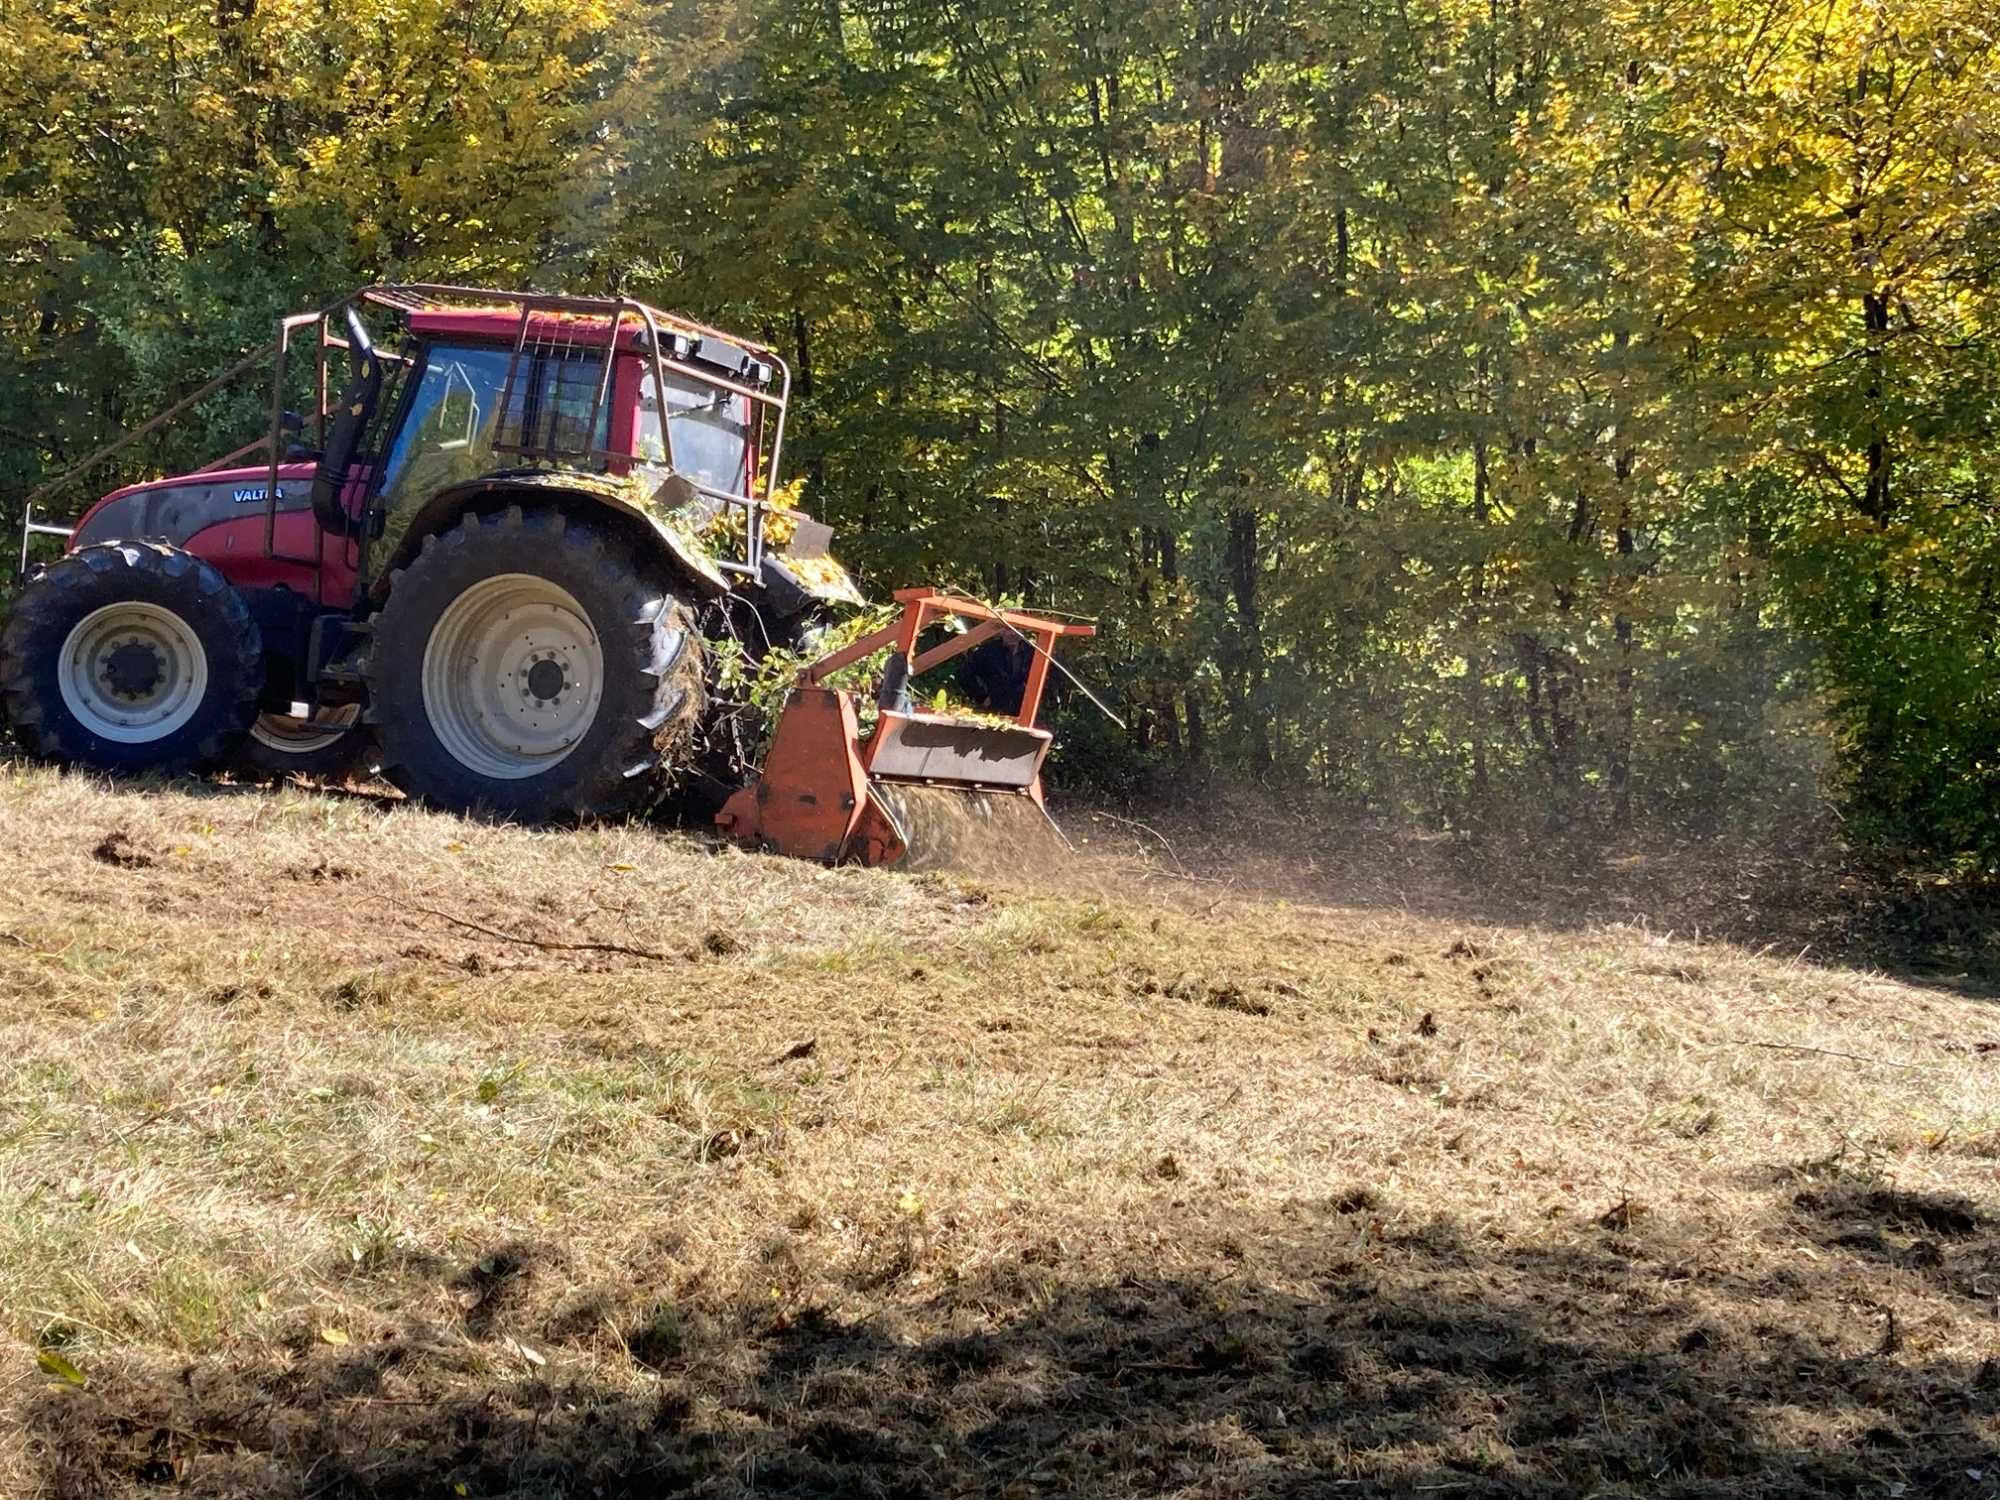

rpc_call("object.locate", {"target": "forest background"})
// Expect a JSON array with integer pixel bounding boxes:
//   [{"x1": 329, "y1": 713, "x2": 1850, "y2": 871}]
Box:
[{"x1": 2, "y1": 0, "x2": 1996, "y2": 864}]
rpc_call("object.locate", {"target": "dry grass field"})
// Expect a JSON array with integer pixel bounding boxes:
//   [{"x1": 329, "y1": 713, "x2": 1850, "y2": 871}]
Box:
[{"x1": 0, "y1": 762, "x2": 1996, "y2": 1497}]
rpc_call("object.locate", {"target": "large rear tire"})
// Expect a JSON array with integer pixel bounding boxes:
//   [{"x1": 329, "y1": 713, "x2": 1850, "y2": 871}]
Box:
[
  {"x1": 0, "y1": 542, "x2": 263, "y2": 775},
  {"x1": 362, "y1": 506, "x2": 704, "y2": 821}
]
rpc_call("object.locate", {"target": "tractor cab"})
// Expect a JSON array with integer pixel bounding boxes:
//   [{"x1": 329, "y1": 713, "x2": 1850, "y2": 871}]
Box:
[{"x1": 345, "y1": 306, "x2": 766, "y2": 581}]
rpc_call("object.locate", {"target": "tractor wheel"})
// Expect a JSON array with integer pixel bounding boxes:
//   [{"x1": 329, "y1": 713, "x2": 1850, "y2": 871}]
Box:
[
  {"x1": 235, "y1": 704, "x2": 372, "y2": 783},
  {"x1": 363, "y1": 506, "x2": 705, "y2": 821},
  {"x1": 0, "y1": 541, "x2": 263, "y2": 775}
]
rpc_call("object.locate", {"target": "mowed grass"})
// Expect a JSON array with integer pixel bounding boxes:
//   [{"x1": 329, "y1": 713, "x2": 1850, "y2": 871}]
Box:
[{"x1": 0, "y1": 762, "x2": 1996, "y2": 1498}]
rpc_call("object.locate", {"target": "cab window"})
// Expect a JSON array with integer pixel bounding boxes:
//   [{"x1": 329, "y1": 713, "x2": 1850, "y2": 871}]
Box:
[
  {"x1": 377, "y1": 345, "x2": 514, "y2": 506},
  {"x1": 635, "y1": 366, "x2": 752, "y2": 495},
  {"x1": 378, "y1": 344, "x2": 617, "y2": 507}
]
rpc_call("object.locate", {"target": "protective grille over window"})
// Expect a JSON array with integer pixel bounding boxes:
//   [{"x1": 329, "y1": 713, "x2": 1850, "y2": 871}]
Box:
[{"x1": 496, "y1": 351, "x2": 612, "y2": 461}]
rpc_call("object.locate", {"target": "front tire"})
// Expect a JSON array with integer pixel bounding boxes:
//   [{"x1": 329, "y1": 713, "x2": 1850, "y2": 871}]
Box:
[
  {"x1": 362, "y1": 506, "x2": 704, "y2": 821},
  {"x1": 0, "y1": 542, "x2": 263, "y2": 775}
]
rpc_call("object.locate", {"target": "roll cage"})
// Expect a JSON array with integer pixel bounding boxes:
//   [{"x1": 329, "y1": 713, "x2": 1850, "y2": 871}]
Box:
[{"x1": 14, "y1": 283, "x2": 793, "y2": 588}]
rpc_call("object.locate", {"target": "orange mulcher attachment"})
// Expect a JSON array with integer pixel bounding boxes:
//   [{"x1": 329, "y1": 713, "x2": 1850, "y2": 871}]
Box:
[{"x1": 716, "y1": 589, "x2": 1096, "y2": 867}]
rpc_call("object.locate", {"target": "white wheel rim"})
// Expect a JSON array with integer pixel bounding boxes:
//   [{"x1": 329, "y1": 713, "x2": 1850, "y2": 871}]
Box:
[
  {"x1": 57, "y1": 601, "x2": 210, "y2": 744},
  {"x1": 421, "y1": 573, "x2": 605, "y2": 781},
  {"x1": 251, "y1": 703, "x2": 362, "y2": 756}
]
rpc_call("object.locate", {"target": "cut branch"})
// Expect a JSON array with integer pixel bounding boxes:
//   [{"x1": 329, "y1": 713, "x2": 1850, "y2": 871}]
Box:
[{"x1": 402, "y1": 902, "x2": 672, "y2": 962}]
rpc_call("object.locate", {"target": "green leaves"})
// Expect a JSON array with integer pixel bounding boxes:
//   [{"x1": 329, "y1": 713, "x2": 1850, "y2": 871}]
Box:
[
  {"x1": 0, "y1": 0, "x2": 1994, "y2": 856},
  {"x1": 36, "y1": 1348, "x2": 86, "y2": 1387}
]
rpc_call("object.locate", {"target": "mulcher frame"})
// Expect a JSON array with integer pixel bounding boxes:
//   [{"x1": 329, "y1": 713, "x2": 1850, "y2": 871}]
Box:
[{"x1": 715, "y1": 590, "x2": 1096, "y2": 866}]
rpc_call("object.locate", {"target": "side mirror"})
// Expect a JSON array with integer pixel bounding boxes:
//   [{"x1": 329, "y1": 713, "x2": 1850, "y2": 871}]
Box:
[{"x1": 309, "y1": 309, "x2": 384, "y2": 533}]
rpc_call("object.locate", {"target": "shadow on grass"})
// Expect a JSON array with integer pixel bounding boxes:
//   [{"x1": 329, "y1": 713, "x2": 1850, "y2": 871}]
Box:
[{"x1": 17, "y1": 1181, "x2": 2000, "y2": 1498}]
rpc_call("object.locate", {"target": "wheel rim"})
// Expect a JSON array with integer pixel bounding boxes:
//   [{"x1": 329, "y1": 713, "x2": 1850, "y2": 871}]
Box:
[
  {"x1": 250, "y1": 703, "x2": 362, "y2": 756},
  {"x1": 57, "y1": 601, "x2": 210, "y2": 744},
  {"x1": 421, "y1": 573, "x2": 605, "y2": 781}
]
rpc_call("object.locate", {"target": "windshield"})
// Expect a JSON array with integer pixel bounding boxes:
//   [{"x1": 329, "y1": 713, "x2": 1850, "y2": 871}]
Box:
[
  {"x1": 377, "y1": 345, "x2": 510, "y2": 506},
  {"x1": 378, "y1": 344, "x2": 622, "y2": 494},
  {"x1": 375, "y1": 342, "x2": 614, "y2": 556},
  {"x1": 636, "y1": 367, "x2": 751, "y2": 494}
]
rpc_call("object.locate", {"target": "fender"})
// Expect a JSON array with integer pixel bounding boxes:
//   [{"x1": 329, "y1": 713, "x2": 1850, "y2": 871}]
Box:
[{"x1": 373, "y1": 468, "x2": 730, "y2": 601}]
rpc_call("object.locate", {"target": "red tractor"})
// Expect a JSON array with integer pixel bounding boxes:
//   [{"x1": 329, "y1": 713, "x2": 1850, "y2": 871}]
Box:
[{"x1": 4, "y1": 284, "x2": 1090, "y2": 857}]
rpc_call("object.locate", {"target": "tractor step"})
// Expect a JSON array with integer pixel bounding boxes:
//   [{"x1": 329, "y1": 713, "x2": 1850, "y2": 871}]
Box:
[{"x1": 307, "y1": 612, "x2": 374, "y2": 693}]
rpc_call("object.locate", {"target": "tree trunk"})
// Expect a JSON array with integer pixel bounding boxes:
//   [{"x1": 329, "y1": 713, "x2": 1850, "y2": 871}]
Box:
[
  {"x1": 1225, "y1": 505, "x2": 1270, "y2": 771},
  {"x1": 1611, "y1": 518, "x2": 1636, "y2": 829}
]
